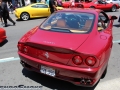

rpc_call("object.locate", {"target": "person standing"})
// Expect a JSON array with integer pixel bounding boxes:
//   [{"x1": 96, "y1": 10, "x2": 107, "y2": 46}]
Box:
[
  {"x1": 46, "y1": 0, "x2": 49, "y2": 5},
  {"x1": 70, "y1": 0, "x2": 75, "y2": 7},
  {"x1": 49, "y1": 0, "x2": 57, "y2": 14},
  {"x1": 25, "y1": 0, "x2": 31, "y2": 6},
  {"x1": 57, "y1": 0, "x2": 62, "y2": 7},
  {"x1": 9, "y1": 2, "x2": 13, "y2": 14},
  {"x1": 0, "y1": 1, "x2": 3, "y2": 24},
  {"x1": 118, "y1": 16, "x2": 120, "y2": 26},
  {"x1": 0, "y1": 0, "x2": 16, "y2": 27}
]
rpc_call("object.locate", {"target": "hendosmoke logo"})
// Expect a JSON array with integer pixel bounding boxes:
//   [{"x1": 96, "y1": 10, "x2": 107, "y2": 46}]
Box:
[{"x1": 0, "y1": 85, "x2": 43, "y2": 90}]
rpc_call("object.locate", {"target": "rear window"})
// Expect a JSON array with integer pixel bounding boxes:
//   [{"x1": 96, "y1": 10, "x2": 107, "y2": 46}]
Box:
[{"x1": 40, "y1": 12, "x2": 95, "y2": 33}]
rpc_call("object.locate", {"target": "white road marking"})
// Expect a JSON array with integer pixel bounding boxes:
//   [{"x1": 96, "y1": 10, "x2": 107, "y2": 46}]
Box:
[
  {"x1": 113, "y1": 40, "x2": 120, "y2": 43},
  {"x1": 0, "y1": 57, "x2": 20, "y2": 63}
]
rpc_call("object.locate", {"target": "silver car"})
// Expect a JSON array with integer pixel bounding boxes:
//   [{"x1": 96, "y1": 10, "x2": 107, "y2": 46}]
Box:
[{"x1": 106, "y1": 0, "x2": 120, "y2": 6}]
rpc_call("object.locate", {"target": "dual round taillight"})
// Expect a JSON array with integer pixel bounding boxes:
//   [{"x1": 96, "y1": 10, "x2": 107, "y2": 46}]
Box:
[
  {"x1": 17, "y1": 44, "x2": 23, "y2": 51},
  {"x1": 23, "y1": 46, "x2": 28, "y2": 53},
  {"x1": 17, "y1": 43, "x2": 28, "y2": 53},
  {"x1": 72, "y1": 56, "x2": 96, "y2": 66},
  {"x1": 85, "y1": 57, "x2": 96, "y2": 66},
  {"x1": 72, "y1": 56, "x2": 83, "y2": 65}
]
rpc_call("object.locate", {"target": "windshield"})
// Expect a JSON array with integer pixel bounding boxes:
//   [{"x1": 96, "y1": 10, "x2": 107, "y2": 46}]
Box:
[{"x1": 40, "y1": 12, "x2": 95, "y2": 33}]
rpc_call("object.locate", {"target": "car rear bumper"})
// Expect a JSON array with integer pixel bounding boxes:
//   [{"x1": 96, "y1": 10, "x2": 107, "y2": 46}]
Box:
[
  {"x1": 18, "y1": 52, "x2": 107, "y2": 87},
  {"x1": 0, "y1": 30, "x2": 6, "y2": 43},
  {"x1": 0, "y1": 36, "x2": 6, "y2": 43}
]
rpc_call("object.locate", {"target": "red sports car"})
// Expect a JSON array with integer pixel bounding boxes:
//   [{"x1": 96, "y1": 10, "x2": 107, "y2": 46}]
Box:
[
  {"x1": 0, "y1": 28, "x2": 7, "y2": 43},
  {"x1": 17, "y1": 8, "x2": 117, "y2": 87},
  {"x1": 62, "y1": 0, "x2": 119, "y2": 12}
]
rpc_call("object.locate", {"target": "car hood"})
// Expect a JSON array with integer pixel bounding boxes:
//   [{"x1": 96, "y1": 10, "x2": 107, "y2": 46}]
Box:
[{"x1": 26, "y1": 29, "x2": 90, "y2": 51}]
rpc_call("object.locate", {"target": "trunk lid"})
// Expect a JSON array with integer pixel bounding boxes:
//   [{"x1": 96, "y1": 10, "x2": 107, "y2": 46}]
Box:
[{"x1": 25, "y1": 29, "x2": 89, "y2": 64}]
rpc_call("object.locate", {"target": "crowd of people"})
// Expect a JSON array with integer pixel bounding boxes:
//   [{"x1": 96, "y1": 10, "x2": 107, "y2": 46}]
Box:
[
  {"x1": 0, "y1": 0, "x2": 120, "y2": 27},
  {"x1": 0, "y1": 0, "x2": 63, "y2": 27}
]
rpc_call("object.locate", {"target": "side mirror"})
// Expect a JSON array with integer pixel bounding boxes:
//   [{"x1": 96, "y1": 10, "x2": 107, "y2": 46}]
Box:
[{"x1": 109, "y1": 16, "x2": 117, "y2": 20}]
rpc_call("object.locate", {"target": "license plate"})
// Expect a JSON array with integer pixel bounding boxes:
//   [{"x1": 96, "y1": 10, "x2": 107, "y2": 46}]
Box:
[{"x1": 40, "y1": 65, "x2": 55, "y2": 77}]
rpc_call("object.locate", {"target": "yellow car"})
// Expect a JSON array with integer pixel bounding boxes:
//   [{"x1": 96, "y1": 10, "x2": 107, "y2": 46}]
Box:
[{"x1": 15, "y1": 3, "x2": 63, "y2": 21}]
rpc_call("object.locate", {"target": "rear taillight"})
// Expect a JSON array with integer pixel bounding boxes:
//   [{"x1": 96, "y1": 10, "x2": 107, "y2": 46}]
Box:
[
  {"x1": 85, "y1": 57, "x2": 96, "y2": 66},
  {"x1": 17, "y1": 43, "x2": 24, "y2": 51},
  {"x1": 72, "y1": 56, "x2": 83, "y2": 65},
  {"x1": 23, "y1": 46, "x2": 28, "y2": 53},
  {"x1": 17, "y1": 43, "x2": 28, "y2": 54}
]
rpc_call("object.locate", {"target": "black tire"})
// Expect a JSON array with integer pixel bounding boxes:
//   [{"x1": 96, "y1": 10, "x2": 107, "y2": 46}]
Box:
[
  {"x1": 111, "y1": 5, "x2": 117, "y2": 12},
  {"x1": 90, "y1": 6, "x2": 95, "y2": 9},
  {"x1": 20, "y1": 12, "x2": 30, "y2": 21},
  {"x1": 101, "y1": 66, "x2": 107, "y2": 79}
]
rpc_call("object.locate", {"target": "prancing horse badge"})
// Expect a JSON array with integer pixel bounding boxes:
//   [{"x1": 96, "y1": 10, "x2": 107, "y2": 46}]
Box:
[{"x1": 44, "y1": 52, "x2": 49, "y2": 59}]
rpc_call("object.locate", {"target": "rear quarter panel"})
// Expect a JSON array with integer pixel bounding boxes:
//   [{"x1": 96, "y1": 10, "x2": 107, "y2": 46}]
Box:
[
  {"x1": 103, "y1": 3, "x2": 113, "y2": 10},
  {"x1": 76, "y1": 14, "x2": 113, "y2": 67},
  {"x1": 107, "y1": 3, "x2": 119, "y2": 9},
  {"x1": 76, "y1": 32, "x2": 112, "y2": 73}
]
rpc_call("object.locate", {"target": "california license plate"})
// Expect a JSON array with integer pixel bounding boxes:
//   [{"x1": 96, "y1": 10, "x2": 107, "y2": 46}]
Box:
[{"x1": 40, "y1": 65, "x2": 55, "y2": 77}]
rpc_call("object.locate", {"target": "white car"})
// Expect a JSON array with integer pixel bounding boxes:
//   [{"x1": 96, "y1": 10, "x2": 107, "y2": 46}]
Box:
[{"x1": 106, "y1": 0, "x2": 120, "y2": 6}]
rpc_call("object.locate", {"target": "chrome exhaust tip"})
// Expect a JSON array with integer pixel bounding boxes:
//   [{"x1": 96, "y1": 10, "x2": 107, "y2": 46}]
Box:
[
  {"x1": 86, "y1": 79, "x2": 91, "y2": 84},
  {"x1": 80, "y1": 79, "x2": 85, "y2": 84},
  {"x1": 20, "y1": 61, "x2": 25, "y2": 67}
]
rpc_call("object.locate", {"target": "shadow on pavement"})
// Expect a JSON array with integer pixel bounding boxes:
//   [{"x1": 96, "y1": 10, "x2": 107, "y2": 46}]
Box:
[
  {"x1": 16, "y1": 17, "x2": 47, "y2": 22},
  {"x1": 105, "y1": 9, "x2": 119, "y2": 12},
  {"x1": 22, "y1": 68, "x2": 99, "y2": 90},
  {"x1": 113, "y1": 24, "x2": 120, "y2": 28},
  {"x1": 0, "y1": 39, "x2": 8, "y2": 47},
  {"x1": 6, "y1": 24, "x2": 16, "y2": 27}
]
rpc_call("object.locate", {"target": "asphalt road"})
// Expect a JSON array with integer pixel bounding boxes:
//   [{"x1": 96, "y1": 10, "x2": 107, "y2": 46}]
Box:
[{"x1": 0, "y1": 10, "x2": 120, "y2": 90}]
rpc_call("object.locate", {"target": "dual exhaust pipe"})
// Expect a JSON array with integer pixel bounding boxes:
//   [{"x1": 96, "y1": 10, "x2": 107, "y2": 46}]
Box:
[
  {"x1": 80, "y1": 79, "x2": 92, "y2": 85},
  {"x1": 20, "y1": 61, "x2": 25, "y2": 66}
]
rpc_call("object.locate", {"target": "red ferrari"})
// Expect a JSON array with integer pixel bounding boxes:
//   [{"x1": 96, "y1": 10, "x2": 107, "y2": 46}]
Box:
[
  {"x1": 17, "y1": 8, "x2": 117, "y2": 87},
  {"x1": 0, "y1": 28, "x2": 7, "y2": 43},
  {"x1": 62, "y1": 0, "x2": 119, "y2": 12}
]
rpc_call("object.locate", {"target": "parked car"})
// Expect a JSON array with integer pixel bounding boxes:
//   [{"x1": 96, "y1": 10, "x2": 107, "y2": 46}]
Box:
[
  {"x1": 15, "y1": 3, "x2": 63, "y2": 21},
  {"x1": 106, "y1": 0, "x2": 120, "y2": 6},
  {"x1": 0, "y1": 28, "x2": 7, "y2": 43},
  {"x1": 62, "y1": 0, "x2": 120, "y2": 12},
  {"x1": 62, "y1": 1, "x2": 71, "y2": 8},
  {"x1": 17, "y1": 8, "x2": 117, "y2": 87}
]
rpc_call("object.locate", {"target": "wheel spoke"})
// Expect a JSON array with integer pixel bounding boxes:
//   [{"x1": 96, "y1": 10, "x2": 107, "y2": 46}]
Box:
[
  {"x1": 21, "y1": 13, "x2": 29, "y2": 20},
  {"x1": 112, "y1": 6, "x2": 116, "y2": 12}
]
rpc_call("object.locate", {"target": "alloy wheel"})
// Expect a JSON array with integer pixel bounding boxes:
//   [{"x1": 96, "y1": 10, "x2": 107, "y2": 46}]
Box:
[
  {"x1": 111, "y1": 5, "x2": 117, "y2": 12},
  {"x1": 21, "y1": 12, "x2": 30, "y2": 21}
]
